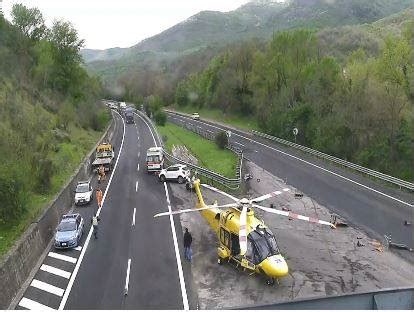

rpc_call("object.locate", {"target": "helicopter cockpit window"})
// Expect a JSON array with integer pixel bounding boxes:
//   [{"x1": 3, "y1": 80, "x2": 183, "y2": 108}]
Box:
[{"x1": 248, "y1": 226, "x2": 280, "y2": 264}]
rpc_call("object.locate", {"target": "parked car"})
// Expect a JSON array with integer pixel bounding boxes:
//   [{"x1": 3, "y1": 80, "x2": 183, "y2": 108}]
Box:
[
  {"x1": 191, "y1": 112, "x2": 200, "y2": 120},
  {"x1": 54, "y1": 214, "x2": 84, "y2": 249},
  {"x1": 159, "y1": 164, "x2": 190, "y2": 184},
  {"x1": 74, "y1": 181, "x2": 93, "y2": 205}
]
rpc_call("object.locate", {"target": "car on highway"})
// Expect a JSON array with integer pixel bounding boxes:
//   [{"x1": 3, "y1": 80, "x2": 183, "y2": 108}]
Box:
[
  {"x1": 74, "y1": 181, "x2": 93, "y2": 205},
  {"x1": 159, "y1": 164, "x2": 190, "y2": 184},
  {"x1": 191, "y1": 112, "x2": 200, "y2": 120},
  {"x1": 54, "y1": 214, "x2": 84, "y2": 249}
]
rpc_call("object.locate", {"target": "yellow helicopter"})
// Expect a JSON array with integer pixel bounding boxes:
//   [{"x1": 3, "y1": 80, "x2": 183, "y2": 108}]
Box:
[{"x1": 155, "y1": 179, "x2": 335, "y2": 285}]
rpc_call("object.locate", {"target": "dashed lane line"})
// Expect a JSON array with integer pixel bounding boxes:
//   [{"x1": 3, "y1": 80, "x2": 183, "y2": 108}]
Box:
[
  {"x1": 124, "y1": 259, "x2": 132, "y2": 296},
  {"x1": 48, "y1": 252, "x2": 77, "y2": 264},
  {"x1": 132, "y1": 208, "x2": 136, "y2": 226},
  {"x1": 18, "y1": 297, "x2": 56, "y2": 311},
  {"x1": 30, "y1": 279, "x2": 65, "y2": 297},
  {"x1": 40, "y1": 265, "x2": 71, "y2": 279},
  {"x1": 135, "y1": 181, "x2": 139, "y2": 192}
]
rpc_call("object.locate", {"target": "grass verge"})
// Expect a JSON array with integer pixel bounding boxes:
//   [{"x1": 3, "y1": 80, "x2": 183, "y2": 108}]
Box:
[
  {"x1": 0, "y1": 125, "x2": 105, "y2": 259},
  {"x1": 168, "y1": 106, "x2": 259, "y2": 132},
  {"x1": 157, "y1": 122, "x2": 238, "y2": 178}
]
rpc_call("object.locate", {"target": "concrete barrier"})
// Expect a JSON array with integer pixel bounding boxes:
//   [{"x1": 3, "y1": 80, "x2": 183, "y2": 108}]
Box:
[{"x1": 0, "y1": 112, "x2": 115, "y2": 309}]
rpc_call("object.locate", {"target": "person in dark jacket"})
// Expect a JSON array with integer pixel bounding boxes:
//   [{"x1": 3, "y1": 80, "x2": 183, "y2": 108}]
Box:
[{"x1": 183, "y1": 228, "x2": 193, "y2": 261}]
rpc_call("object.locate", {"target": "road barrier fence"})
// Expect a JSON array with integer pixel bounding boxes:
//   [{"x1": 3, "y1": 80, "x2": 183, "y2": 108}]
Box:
[
  {"x1": 251, "y1": 130, "x2": 414, "y2": 191},
  {"x1": 136, "y1": 110, "x2": 243, "y2": 190}
]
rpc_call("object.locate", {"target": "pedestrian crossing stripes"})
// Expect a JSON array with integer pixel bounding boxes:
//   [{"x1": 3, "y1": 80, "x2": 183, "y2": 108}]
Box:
[
  {"x1": 40, "y1": 264, "x2": 71, "y2": 279},
  {"x1": 47, "y1": 252, "x2": 77, "y2": 264},
  {"x1": 18, "y1": 297, "x2": 56, "y2": 311},
  {"x1": 30, "y1": 279, "x2": 65, "y2": 297}
]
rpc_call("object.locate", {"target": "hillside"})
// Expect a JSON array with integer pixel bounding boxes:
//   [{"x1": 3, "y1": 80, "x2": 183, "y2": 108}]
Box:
[
  {"x1": 0, "y1": 6, "x2": 107, "y2": 258},
  {"x1": 82, "y1": 0, "x2": 413, "y2": 74}
]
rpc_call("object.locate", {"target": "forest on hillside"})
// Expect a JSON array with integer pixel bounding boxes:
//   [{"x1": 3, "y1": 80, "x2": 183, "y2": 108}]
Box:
[
  {"x1": 120, "y1": 18, "x2": 413, "y2": 181},
  {"x1": 174, "y1": 28, "x2": 414, "y2": 181},
  {"x1": 0, "y1": 4, "x2": 106, "y2": 225}
]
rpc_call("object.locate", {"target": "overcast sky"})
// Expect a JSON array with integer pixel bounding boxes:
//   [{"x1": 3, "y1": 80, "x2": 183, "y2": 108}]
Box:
[{"x1": 2, "y1": 0, "x2": 256, "y2": 50}]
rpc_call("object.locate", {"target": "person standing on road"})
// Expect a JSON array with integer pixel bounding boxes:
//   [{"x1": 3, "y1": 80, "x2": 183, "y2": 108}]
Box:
[
  {"x1": 92, "y1": 215, "x2": 101, "y2": 239},
  {"x1": 183, "y1": 228, "x2": 193, "y2": 262},
  {"x1": 98, "y1": 165, "x2": 106, "y2": 183},
  {"x1": 96, "y1": 188, "x2": 103, "y2": 209}
]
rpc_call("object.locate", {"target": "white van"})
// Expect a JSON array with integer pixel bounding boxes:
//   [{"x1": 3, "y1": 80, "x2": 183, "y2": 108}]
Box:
[{"x1": 146, "y1": 147, "x2": 164, "y2": 172}]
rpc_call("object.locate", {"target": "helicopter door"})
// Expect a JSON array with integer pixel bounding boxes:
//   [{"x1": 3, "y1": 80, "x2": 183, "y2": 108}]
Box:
[{"x1": 230, "y1": 233, "x2": 240, "y2": 256}]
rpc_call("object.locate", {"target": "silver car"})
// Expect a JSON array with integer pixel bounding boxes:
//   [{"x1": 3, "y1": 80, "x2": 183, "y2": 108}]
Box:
[{"x1": 54, "y1": 214, "x2": 84, "y2": 249}]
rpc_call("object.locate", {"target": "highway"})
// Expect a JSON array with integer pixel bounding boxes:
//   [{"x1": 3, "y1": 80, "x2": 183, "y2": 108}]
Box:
[
  {"x1": 167, "y1": 112, "x2": 414, "y2": 250},
  {"x1": 15, "y1": 111, "x2": 190, "y2": 310}
]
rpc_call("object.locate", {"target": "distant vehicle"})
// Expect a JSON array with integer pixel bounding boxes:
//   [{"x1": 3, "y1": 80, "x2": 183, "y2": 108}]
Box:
[
  {"x1": 92, "y1": 142, "x2": 115, "y2": 172},
  {"x1": 54, "y1": 214, "x2": 84, "y2": 249},
  {"x1": 146, "y1": 147, "x2": 164, "y2": 173},
  {"x1": 74, "y1": 181, "x2": 93, "y2": 205},
  {"x1": 125, "y1": 111, "x2": 134, "y2": 124},
  {"x1": 159, "y1": 164, "x2": 190, "y2": 184},
  {"x1": 191, "y1": 112, "x2": 200, "y2": 120},
  {"x1": 119, "y1": 102, "x2": 126, "y2": 110}
]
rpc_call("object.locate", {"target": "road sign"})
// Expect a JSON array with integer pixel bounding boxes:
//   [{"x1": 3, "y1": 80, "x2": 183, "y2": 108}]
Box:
[{"x1": 293, "y1": 128, "x2": 298, "y2": 136}]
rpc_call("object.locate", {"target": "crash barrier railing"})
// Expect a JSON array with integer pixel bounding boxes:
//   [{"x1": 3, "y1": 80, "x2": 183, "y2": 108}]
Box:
[
  {"x1": 136, "y1": 110, "x2": 243, "y2": 190},
  {"x1": 166, "y1": 116, "x2": 243, "y2": 182},
  {"x1": 251, "y1": 130, "x2": 414, "y2": 191}
]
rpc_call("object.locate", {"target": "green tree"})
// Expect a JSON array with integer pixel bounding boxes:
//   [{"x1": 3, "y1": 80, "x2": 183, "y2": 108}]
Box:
[{"x1": 11, "y1": 3, "x2": 46, "y2": 41}]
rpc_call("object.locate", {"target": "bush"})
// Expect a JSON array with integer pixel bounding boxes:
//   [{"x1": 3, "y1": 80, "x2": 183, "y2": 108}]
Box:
[
  {"x1": 0, "y1": 165, "x2": 28, "y2": 222},
  {"x1": 215, "y1": 131, "x2": 228, "y2": 149},
  {"x1": 154, "y1": 110, "x2": 167, "y2": 126},
  {"x1": 35, "y1": 158, "x2": 55, "y2": 193}
]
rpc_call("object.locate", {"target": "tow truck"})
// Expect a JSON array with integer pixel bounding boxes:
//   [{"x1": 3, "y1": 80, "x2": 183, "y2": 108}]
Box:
[{"x1": 92, "y1": 142, "x2": 115, "y2": 172}]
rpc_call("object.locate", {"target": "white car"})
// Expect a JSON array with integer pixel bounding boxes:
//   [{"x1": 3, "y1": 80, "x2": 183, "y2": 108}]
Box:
[
  {"x1": 159, "y1": 165, "x2": 190, "y2": 184},
  {"x1": 191, "y1": 112, "x2": 200, "y2": 120},
  {"x1": 74, "y1": 181, "x2": 93, "y2": 205}
]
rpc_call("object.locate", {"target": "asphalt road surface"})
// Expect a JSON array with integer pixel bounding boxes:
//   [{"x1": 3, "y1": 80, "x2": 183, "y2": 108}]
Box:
[
  {"x1": 167, "y1": 112, "x2": 414, "y2": 251},
  {"x1": 15, "y1": 110, "x2": 189, "y2": 310}
]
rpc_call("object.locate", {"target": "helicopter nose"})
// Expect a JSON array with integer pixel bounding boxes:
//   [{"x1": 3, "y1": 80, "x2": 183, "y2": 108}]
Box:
[{"x1": 261, "y1": 254, "x2": 289, "y2": 278}]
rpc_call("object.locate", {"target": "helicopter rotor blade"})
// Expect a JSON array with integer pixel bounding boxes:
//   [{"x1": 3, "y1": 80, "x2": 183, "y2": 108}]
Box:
[
  {"x1": 252, "y1": 204, "x2": 335, "y2": 228},
  {"x1": 154, "y1": 203, "x2": 236, "y2": 218},
  {"x1": 239, "y1": 205, "x2": 248, "y2": 256},
  {"x1": 154, "y1": 205, "x2": 218, "y2": 218},
  {"x1": 201, "y1": 183, "x2": 239, "y2": 202},
  {"x1": 252, "y1": 188, "x2": 290, "y2": 203}
]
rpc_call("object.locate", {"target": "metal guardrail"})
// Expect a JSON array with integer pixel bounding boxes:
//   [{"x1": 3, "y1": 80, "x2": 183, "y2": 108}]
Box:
[
  {"x1": 251, "y1": 130, "x2": 414, "y2": 191},
  {"x1": 136, "y1": 110, "x2": 243, "y2": 190}
]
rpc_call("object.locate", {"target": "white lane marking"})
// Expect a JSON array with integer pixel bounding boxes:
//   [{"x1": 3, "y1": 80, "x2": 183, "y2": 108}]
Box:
[
  {"x1": 31, "y1": 279, "x2": 65, "y2": 297},
  {"x1": 135, "y1": 180, "x2": 139, "y2": 192},
  {"x1": 40, "y1": 264, "x2": 71, "y2": 279},
  {"x1": 73, "y1": 246, "x2": 82, "y2": 251},
  {"x1": 132, "y1": 208, "x2": 136, "y2": 226},
  {"x1": 172, "y1": 113, "x2": 414, "y2": 208},
  {"x1": 164, "y1": 184, "x2": 189, "y2": 310},
  {"x1": 48, "y1": 252, "x2": 77, "y2": 264},
  {"x1": 59, "y1": 111, "x2": 126, "y2": 310},
  {"x1": 136, "y1": 112, "x2": 189, "y2": 310},
  {"x1": 137, "y1": 163, "x2": 140, "y2": 171},
  {"x1": 124, "y1": 259, "x2": 132, "y2": 295},
  {"x1": 19, "y1": 297, "x2": 56, "y2": 311}
]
